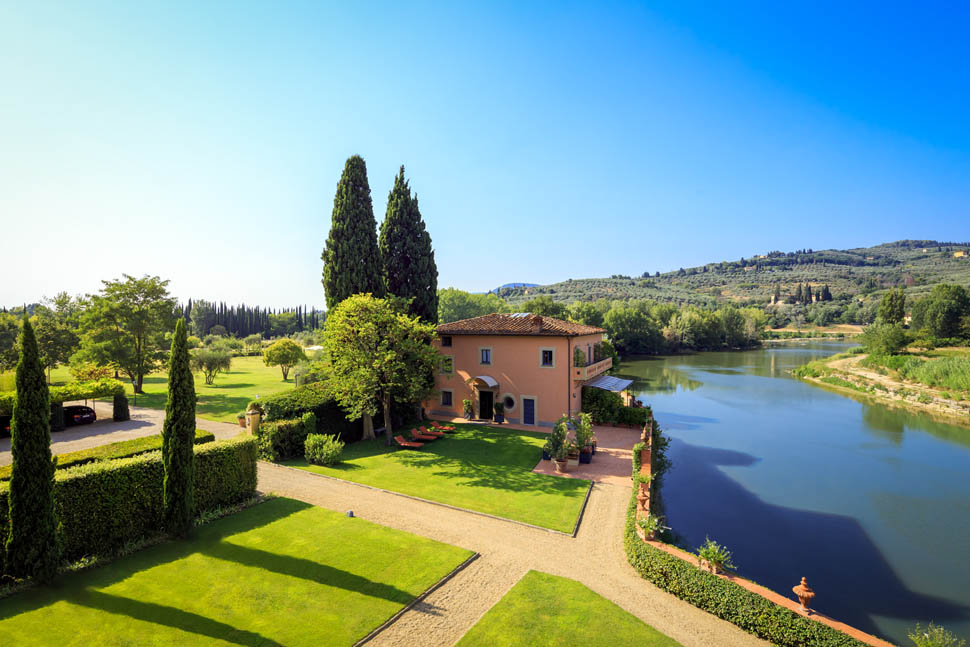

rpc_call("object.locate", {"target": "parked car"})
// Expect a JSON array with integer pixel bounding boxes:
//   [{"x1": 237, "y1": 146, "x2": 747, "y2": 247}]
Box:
[
  {"x1": 0, "y1": 415, "x2": 10, "y2": 438},
  {"x1": 64, "y1": 405, "x2": 96, "y2": 427}
]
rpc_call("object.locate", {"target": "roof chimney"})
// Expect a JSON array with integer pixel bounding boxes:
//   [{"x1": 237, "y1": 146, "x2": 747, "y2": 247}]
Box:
[{"x1": 532, "y1": 315, "x2": 543, "y2": 333}]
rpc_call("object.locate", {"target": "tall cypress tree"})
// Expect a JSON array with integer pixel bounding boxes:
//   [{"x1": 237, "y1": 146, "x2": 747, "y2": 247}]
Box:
[
  {"x1": 379, "y1": 166, "x2": 439, "y2": 323},
  {"x1": 5, "y1": 318, "x2": 59, "y2": 582},
  {"x1": 322, "y1": 155, "x2": 384, "y2": 310},
  {"x1": 162, "y1": 318, "x2": 195, "y2": 537}
]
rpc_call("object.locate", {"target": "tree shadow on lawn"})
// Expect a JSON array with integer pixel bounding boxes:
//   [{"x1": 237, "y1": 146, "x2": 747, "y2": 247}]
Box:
[
  {"x1": 203, "y1": 382, "x2": 256, "y2": 390},
  {"x1": 202, "y1": 541, "x2": 414, "y2": 604},
  {"x1": 71, "y1": 590, "x2": 277, "y2": 647}
]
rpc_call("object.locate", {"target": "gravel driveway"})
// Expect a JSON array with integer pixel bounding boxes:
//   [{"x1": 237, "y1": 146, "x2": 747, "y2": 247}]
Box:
[
  {"x1": 258, "y1": 463, "x2": 769, "y2": 647},
  {"x1": 0, "y1": 401, "x2": 243, "y2": 466}
]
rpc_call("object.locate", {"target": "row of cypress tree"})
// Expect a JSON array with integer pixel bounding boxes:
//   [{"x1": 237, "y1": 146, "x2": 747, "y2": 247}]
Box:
[
  {"x1": 322, "y1": 156, "x2": 439, "y2": 323},
  {"x1": 3, "y1": 317, "x2": 197, "y2": 583}
]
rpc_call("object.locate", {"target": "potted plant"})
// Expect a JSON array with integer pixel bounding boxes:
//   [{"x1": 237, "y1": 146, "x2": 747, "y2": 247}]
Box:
[
  {"x1": 574, "y1": 412, "x2": 594, "y2": 463},
  {"x1": 546, "y1": 417, "x2": 568, "y2": 469},
  {"x1": 636, "y1": 514, "x2": 663, "y2": 541},
  {"x1": 462, "y1": 399, "x2": 473, "y2": 420},
  {"x1": 696, "y1": 537, "x2": 736, "y2": 575},
  {"x1": 236, "y1": 411, "x2": 247, "y2": 428},
  {"x1": 552, "y1": 441, "x2": 569, "y2": 473},
  {"x1": 566, "y1": 441, "x2": 580, "y2": 468},
  {"x1": 493, "y1": 400, "x2": 505, "y2": 424},
  {"x1": 591, "y1": 435, "x2": 598, "y2": 454}
]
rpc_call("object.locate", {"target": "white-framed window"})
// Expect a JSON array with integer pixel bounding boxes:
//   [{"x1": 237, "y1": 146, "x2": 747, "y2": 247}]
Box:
[
  {"x1": 480, "y1": 347, "x2": 492, "y2": 365},
  {"x1": 539, "y1": 347, "x2": 555, "y2": 368},
  {"x1": 441, "y1": 390, "x2": 453, "y2": 407},
  {"x1": 441, "y1": 355, "x2": 454, "y2": 374}
]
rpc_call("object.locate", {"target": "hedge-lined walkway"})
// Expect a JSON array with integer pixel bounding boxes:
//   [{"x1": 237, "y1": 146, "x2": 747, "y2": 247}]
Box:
[
  {"x1": 0, "y1": 403, "x2": 241, "y2": 466},
  {"x1": 258, "y1": 462, "x2": 769, "y2": 647}
]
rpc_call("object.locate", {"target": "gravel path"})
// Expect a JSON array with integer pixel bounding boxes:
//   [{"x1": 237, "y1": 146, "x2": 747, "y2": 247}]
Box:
[
  {"x1": 258, "y1": 463, "x2": 769, "y2": 647},
  {"x1": 0, "y1": 403, "x2": 242, "y2": 466}
]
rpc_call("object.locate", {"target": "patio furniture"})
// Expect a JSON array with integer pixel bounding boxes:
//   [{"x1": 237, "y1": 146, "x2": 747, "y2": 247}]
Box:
[
  {"x1": 410, "y1": 430, "x2": 438, "y2": 442},
  {"x1": 419, "y1": 426, "x2": 446, "y2": 438},
  {"x1": 431, "y1": 421, "x2": 456, "y2": 431},
  {"x1": 394, "y1": 435, "x2": 424, "y2": 449}
]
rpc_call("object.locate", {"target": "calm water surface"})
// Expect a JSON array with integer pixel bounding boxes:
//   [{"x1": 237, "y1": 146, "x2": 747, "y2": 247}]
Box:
[{"x1": 620, "y1": 342, "x2": 970, "y2": 645}]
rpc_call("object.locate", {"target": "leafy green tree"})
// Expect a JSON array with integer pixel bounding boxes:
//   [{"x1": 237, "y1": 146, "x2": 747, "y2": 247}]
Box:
[
  {"x1": 75, "y1": 275, "x2": 177, "y2": 393},
  {"x1": 604, "y1": 303, "x2": 663, "y2": 355},
  {"x1": 162, "y1": 318, "x2": 195, "y2": 537},
  {"x1": 568, "y1": 300, "x2": 608, "y2": 328},
  {"x1": 5, "y1": 318, "x2": 59, "y2": 582},
  {"x1": 718, "y1": 307, "x2": 746, "y2": 348},
  {"x1": 321, "y1": 155, "x2": 384, "y2": 310},
  {"x1": 821, "y1": 284, "x2": 833, "y2": 301},
  {"x1": 189, "y1": 300, "x2": 216, "y2": 337},
  {"x1": 911, "y1": 284, "x2": 970, "y2": 339},
  {"x1": 379, "y1": 166, "x2": 438, "y2": 323},
  {"x1": 263, "y1": 338, "x2": 306, "y2": 380},
  {"x1": 794, "y1": 284, "x2": 803, "y2": 303},
  {"x1": 0, "y1": 312, "x2": 21, "y2": 372},
  {"x1": 243, "y1": 334, "x2": 263, "y2": 354},
  {"x1": 878, "y1": 287, "x2": 906, "y2": 324},
  {"x1": 437, "y1": 288, "x2": 509, "y2": 323},
  {"x1": 323, "y1": 294, "x2": 438, "y2": 444},
  {"x1": 190, "y1": 347, "x2": 232, "y2": 385},
  {"x1": 860, "y1": 322, "x2": 909, "y2": 355},
  {"x1": 32, "y1": 295, "x2": 81, "y2": 382},
  {"x1": 268, "y1": 311, "x2": 298, "y2": 337},
  {"x1": 521, "y1": 295, "x2": 569, "y2": 319}
]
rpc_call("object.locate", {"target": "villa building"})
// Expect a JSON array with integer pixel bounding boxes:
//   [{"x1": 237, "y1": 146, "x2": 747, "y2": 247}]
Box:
[{"x1": 425, "y1": 313, "x2": 631, "y2": 427}]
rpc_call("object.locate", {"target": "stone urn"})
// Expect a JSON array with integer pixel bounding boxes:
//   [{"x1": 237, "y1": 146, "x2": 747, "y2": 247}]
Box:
[
  {"x1": 792, "y1": 577, "x2": 815, "y2": 613},
  {"x1": 636, "y1": 489, "x2": 648, "y2": 512}
]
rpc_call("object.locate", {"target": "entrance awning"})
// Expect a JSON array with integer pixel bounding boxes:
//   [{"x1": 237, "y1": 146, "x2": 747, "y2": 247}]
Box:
[
  {"x1": 473, "y1": 375, "x2": 499, "y2": 388},
  {"x1": 585, "y1": 375, "x2": 633, "y2": 392}
]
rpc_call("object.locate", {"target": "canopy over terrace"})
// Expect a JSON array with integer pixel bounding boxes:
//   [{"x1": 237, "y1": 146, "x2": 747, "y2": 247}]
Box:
[{"x1": 584, "y1": 375, "x2": 633, "y2": 392}]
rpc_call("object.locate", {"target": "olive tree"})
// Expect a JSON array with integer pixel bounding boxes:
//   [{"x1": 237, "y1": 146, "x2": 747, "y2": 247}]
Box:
[{"x1": 190, "y1": 347, "x2": 232, "y2": 385}]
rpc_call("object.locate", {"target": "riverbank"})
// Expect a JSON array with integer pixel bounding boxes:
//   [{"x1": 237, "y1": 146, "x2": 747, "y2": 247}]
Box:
[{"x1": 794, "y1": 352, "x2": 970, "y2": 428}]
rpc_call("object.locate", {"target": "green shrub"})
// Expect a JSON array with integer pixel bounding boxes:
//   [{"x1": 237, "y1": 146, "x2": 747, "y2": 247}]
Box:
[
  {"x1": 0, "y1": 429, "x2": 215, "y2": 481},
  {"x1": 908, "y1": 622, "x2": 966, "y2": 647},
  {"x1": 859, "y1": 322, "x2": 909, "y2": 356},
  {"x1": 0, "y1": 436, "x2": 256, "y2": 565},
  {"x1": 112, "y1": 394, "x2": 130, "y2": 422},
  {"x1": 304, "y1": 433, "x2": 344, "y2": 466},
  {"x1": 255, "y1": 414, "x2": 315, "y2": 461},
  {"x1": 581, "y1": 387, "x2": 651, "y2": 426},
  {"x1": 696, "y1": 536, "x2": 736, "y2": 573}
]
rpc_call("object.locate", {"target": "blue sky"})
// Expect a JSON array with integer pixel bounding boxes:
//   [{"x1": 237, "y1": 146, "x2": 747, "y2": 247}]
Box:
[{"x1": 1, "y1": 1, "x2": 968, "y2": 308}]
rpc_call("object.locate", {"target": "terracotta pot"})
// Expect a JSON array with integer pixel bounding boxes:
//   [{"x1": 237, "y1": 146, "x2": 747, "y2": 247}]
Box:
[
  {"x1": 553, "y1": 458, "x2": 567, "y2": 473},
  {"x1": 237, "y1": 417, "x2": 246, "y2": 428}
]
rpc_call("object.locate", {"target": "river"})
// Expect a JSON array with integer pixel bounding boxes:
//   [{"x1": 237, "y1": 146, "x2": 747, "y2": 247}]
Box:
[{"x1": 618, "y1": 341, "x2": 970, "y2": 645}]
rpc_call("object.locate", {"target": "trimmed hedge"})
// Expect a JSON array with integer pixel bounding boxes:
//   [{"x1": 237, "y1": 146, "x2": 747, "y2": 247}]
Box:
[
  {"x1": 255, "y1": 413, "x2": 315, "y2": 461},
  {"x1": 624, "y1": 452, "x2": 865, "y2": 646},
  {"x1": 0, "y1": 429, "x2": 215, "y2": 481},
  {"x1": 0, "y1": 378, "x2": 126, "y2": 416},
  {"x1": 581, "y1": 386, "x2": 651, "y2": 426},
  {"x1": 0, "y1": 436, "x2": 256, "y2": 564},
  {"x1": 253, "y1": 382, "x2": 418, "y2": 444}
]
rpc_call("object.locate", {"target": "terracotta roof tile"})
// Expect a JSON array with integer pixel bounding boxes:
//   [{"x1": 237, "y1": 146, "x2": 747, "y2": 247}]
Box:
[{"x1": 436, "y1": 313, "x2": 605, "y2": 337}]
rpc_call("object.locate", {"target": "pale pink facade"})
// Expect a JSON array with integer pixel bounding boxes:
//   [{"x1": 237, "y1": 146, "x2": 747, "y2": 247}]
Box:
[{"x1": 425, "y1": 315, "x2": 610, "y2": 427}]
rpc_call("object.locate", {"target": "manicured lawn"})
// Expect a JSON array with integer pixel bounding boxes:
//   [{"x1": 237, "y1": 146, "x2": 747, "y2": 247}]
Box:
[
  {"x1": 284, "y1": 424, "x2": 590, "y2": 533},
  {"x1": 456, "y1": 570, "x2": 681, "y2": 647},
  {"x1": 18, "y1": 356, "x2": 295, "y2": 423},
  {"x1": 0, "y1": 497, "x2": 472, "y2": 646}
]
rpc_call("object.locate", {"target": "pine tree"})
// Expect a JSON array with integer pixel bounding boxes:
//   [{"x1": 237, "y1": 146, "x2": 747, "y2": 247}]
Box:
[
  {"x1": 322, "y1": 155, "x2": 384, "y2": 310},
  {"x1": 5, "y1": 318, "x2": 59, "y2": 582},
  {"x1": 821, "y1": 285, "x2": 833, "y2": 301},
  {"x1": 379, "y1": 166, "x2": 439, "y2": 323},
  {"x1": 162, "y1": 318, "x2": 195, "y2": 537}
]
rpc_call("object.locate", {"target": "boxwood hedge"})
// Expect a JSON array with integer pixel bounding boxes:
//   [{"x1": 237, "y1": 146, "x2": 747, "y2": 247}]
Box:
[
  {"x1": 0, "y1": 436, "x2": 256, "y2": 564},
  {"x1": 0, "y1": 378, "x2": 126, "y2": 416},
  {"x1": 0, "y1": 429, "x2": 215, "y2": 481},
  {"x1": 255, "y1": 413, "x2": 315, "y2": 462}
]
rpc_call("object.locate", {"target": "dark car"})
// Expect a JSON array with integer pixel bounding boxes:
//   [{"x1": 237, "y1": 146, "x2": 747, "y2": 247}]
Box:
[
  {"x1": 64, "y1": 405, "x2": 96, "y2": 427},
  {"x1": 0, "y1": 415, "x2": 9, "y2": 438}
]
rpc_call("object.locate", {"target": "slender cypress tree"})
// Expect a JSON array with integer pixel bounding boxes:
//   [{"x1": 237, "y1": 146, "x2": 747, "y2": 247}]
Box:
[
  {"x1": 162, "y1": 318, "x2": 195, "y2": 537},
  {"x1": 5, "y1": 318, "x2": 59, "y2": 582},
  {"x1": 379, "y1": 166, "x2": 439, "y2": 323},
  {"x1": 322, "y1": 155, "x2": 384, "y2": 310}
]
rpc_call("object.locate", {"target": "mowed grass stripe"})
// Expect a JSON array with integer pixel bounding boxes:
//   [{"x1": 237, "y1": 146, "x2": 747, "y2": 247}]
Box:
[{"x1": 0, "y1": 497, "x2": 472, "y2": 646}]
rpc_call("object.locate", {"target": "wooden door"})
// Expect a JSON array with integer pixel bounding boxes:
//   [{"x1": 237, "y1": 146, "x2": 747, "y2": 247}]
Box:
[{"x1": 479, "y1": 391, "x2": 493, "y2": 419}]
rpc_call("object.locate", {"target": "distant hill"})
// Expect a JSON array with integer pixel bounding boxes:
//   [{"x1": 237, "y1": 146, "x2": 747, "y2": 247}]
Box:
[
  {"x1": 489, "y1": 282, "x2": 538, "y2": 294},
  {"x1": 497, "y1": 240, "x2": 970, "y2": 306}
]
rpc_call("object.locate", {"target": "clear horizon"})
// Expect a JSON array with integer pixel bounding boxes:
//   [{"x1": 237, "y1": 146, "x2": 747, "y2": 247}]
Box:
[{"x1": 2, "y1": 1, "x2": 968, "y2": 308}]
